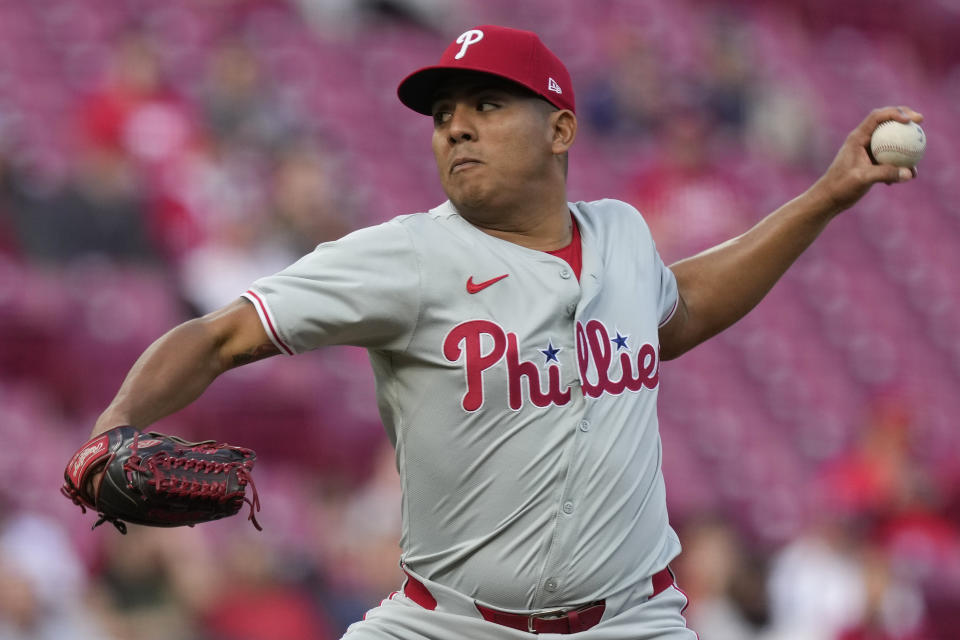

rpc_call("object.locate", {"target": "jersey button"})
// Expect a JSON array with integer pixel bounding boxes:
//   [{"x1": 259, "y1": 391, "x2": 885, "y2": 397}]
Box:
[
  {"x1": 562, "y1": 501, "x2": 575, "y2": 515},
  {"x1": 544, "y1": 578, "x2": 559, "y2": 592},
  {"x1": 578, "y1": 419, "x2": 591, "y2": 432},
  {"x1": 559, "y1": 269, "x2": 571, "y2": 279},
  {"x1": 566, "y1": 303, "x2": 576, "y2": 316}
]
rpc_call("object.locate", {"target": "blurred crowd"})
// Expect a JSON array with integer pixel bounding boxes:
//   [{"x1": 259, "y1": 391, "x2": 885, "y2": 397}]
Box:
[{"x1": 1, "y1": 0, "x2": 959, "y2": 639}]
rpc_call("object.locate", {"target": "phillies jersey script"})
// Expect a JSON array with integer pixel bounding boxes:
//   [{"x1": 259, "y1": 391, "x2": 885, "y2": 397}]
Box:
[{"x1": 244, "y1": 198, "x2": 680, "y2": 611}]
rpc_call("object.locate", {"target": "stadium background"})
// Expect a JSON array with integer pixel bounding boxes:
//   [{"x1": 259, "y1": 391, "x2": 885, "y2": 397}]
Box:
[{"x1": 1, "y1": 0, "x2": 959, "y2": 638}]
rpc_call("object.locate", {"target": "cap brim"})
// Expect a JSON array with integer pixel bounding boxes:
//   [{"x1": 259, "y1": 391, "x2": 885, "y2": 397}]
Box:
[
  {"x1": 397, "y1": 67, "x2": 461, "y2": 115},
  {"x1": 397, "y1": 66, "x2": 546, "y2": 116}
]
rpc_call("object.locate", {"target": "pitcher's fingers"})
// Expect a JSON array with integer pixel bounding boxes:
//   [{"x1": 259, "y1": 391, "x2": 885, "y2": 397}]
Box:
[
  {"x1": 851, "y1": 106, "x2": 923, "y2": 145},
  {"x1": 895, "y1": 105, "x2": 924, "y2": 123},
  {"x1": 867, "y1": 163, "x2": 914, "y2": 185}
]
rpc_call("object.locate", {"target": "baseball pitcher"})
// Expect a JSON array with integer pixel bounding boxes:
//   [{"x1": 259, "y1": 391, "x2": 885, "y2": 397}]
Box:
[{"x1": 64, "y1": 24, "x2": 922, "y2": 639}]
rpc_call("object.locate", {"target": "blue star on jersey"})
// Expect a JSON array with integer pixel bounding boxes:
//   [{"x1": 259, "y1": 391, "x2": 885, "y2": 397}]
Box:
[
  {"x1": 541, "y1": 341, "x2": 561, "y2": 363},
  {"x1": 612, "y1": 331, "x2": 629, "y2": 351}
]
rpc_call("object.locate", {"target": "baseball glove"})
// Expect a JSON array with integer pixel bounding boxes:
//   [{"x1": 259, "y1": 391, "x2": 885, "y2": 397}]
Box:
[{"x1": 61, "y1": 426, "x2": 261, "y2": 534}]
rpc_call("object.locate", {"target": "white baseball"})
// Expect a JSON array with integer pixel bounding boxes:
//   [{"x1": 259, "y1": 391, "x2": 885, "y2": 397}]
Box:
[{"x1": 870, "y1": 120, "x2": 926, "y2": 168}]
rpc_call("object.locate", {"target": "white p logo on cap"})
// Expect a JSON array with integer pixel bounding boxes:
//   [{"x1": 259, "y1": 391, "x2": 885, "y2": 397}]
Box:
[{"x1": 454, "y1": 29, "x2": 484, "y2": 59}]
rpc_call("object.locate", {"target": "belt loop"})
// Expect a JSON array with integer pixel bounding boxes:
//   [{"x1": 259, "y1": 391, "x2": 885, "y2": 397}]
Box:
[
  {"x1": 650, "y1": 566, "x2": 674, "y2": 599},
  {"x1": 568, "y1": 609, "x2": 581, "y2": 633},
  {"x1": 402, "y1": 569, "x2": 437, "y2": 611}
]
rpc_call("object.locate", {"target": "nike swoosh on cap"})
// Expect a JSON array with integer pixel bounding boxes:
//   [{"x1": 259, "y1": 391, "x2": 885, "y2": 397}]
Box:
[{"x1": 466, "y1": 274, "x2": 509, "y2": 294}]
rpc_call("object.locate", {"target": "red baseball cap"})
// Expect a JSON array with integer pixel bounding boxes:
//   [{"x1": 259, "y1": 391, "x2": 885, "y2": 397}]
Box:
[{"x1": 397, "y1": 25, "x2": 575, "y2": 115}]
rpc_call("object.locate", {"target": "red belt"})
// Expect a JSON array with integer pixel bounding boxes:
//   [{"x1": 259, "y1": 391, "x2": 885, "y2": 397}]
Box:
[{"x1": 403, "y1": 567, "x2": 675, "y2": 635}]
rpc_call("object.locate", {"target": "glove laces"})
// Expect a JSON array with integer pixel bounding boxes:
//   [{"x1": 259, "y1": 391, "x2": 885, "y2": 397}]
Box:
[{"x1": 125, "y1": 448, "x2": 262, "y2": 531}]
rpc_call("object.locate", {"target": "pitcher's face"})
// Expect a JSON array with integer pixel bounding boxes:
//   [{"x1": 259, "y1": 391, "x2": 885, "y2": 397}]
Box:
[{"x1": 431, "y1": 75, "x2": 559, "y2": 215}]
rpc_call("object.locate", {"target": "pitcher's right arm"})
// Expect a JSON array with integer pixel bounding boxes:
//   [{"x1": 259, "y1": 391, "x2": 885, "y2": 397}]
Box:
[{"x1": 91, "y1": 297, "x2": 279, "y2": 437}]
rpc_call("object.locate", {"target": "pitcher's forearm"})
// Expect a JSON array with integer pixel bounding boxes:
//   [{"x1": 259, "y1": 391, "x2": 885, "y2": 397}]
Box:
[
  {"x1": 90, "y1": 298, "x2": 278, "y2": 437},
  {"x1": 666, "y1": 187, "x2": 836, "y2": 355},
  {"x1": 660, "y1": 106, "x2": 922, "y2": 361},
  {"x1": 91, "y1": 318, "x2": 232, "y2": 436}
]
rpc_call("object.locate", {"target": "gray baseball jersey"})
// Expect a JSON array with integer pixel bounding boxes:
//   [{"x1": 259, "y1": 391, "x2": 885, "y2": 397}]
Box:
[{"x1": 243, "y1": 198, "x2": 680, "y2": 611}]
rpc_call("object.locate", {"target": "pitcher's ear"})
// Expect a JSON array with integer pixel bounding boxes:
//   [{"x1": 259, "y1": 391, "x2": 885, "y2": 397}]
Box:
[{"x1": 550, "y1": 109, "x2": 577, "y2": 154}]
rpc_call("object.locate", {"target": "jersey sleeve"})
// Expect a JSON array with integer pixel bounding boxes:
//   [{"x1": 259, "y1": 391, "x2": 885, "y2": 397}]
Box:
[
  {"x1": 243, "y1": 219, "x2": 421, "y2": 354},
  {"x1": 624, "y1": 200, "x2": 679, "y2": 327},
  {"x1": 653, "y1": 246, "x2": 679, "y2": 327}
]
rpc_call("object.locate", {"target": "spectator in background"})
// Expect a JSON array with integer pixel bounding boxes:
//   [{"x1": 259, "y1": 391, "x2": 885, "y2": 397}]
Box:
[
  {"x1": 0, "y1": 142, "x2": 22, "y2": 258},
  {"x1": 299, "y1": 443, "x2": 406, "y2": 634},
  {"x1": 0, "y1": 564, "x2": 89, "y2": 640},
  {"x1": 583, "y1": 32, "x2": 674, "y2": 137},
  {"x1": 816, "y1": 398, "x2": 921, "y2": 521},
  {"x1": 822, "y1": 397, "x2": 957, "y2": 582},
  {"x1": 874, "y1": 477, "x2": 960, "y2": 640},
  {"x1": 1, "y1": 35, "x2": 160, "y2": 265},
  {"x1": 766, "y1": 517, "x2": 869, "y2": 640},
  {"x1": 765, "y1": 397, "x2": 934, "y2": 640},
  {"x1": 836, "y1": 548, "x2": 927, "y2": 640},
  {"x1": 584, "y1": 16, "x2": 756, "y2": 143},
  {"x1": 176, "y1": 38, "x2": 355, "y2": 314},
  {"x1": 200, "y1": 533, "x2": 336, "y2": 640},
  {"x1": 77, "y1": 31, "x2": 203, "y2": 262},
  {"x1": 0, "y1": 512, "x2": 108, "y2": 640},
  {"x1": 176, "y1": 122, "x2": 357, "y2": 312},
  {"x1": 87, "y1": 527, "x2": 202, "y2": 640},
  {"x1": 676, "y1": 517, "x2": 773, "y2": 640},
  {"x1": 613, "y1": 19, "x2": 759, "y2": 265},
  {"x1": 627, "y1": 105, "x2": 752, "y2": 263},
  {"x1": 77, "y1": 31, "x2": 200, "y2": 176},
  {"x1": 270, "y1": 142, "x2": 351, "y2": 255},
  {"x1": 700, "y1": 15, "x2": 755, "y2": 141},
  {"x1": 171, "y1": 136, "x2": 294, "y2": 314},
  {"x1": 199, "y1": 39, "x2": 299, "y2": 154},
  {"x1": 0, "y1": 114, "x2": 22, "y2": 258},
  {"x1": 175, "y1": 196, "x2": 295, "y2": 315},
  {"x1": 6, "y1": 145, "x2": 153, "y2": 264},
  {"x1": 819, "y1": 396, "x2": 957, "y2": 639}
]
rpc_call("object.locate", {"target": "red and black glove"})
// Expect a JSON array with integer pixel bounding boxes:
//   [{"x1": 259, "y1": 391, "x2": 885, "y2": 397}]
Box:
[{"x1": 62, "y1": 426, "x2": 261, "y2": 534}]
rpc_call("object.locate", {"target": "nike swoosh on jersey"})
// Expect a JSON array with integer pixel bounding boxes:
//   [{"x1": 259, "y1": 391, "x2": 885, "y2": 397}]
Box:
[{"x1": 466, "y1": 274, "x2": 509, "y2": 294}]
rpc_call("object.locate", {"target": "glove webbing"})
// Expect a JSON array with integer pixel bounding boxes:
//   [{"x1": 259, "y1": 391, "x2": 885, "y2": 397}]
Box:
[{"x1": 126, "y1": 451, "x2": 263, "y2": 532}]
